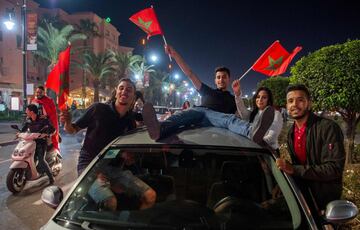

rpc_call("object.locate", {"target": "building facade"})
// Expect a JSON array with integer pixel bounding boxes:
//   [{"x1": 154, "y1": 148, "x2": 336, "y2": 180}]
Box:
[{"x1": 0, "y1": 0, "x2": 133, "y2": 110}]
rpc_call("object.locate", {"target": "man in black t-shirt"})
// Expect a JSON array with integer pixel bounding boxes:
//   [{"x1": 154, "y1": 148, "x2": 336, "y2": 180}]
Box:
[
  {"x1": 22, "y1": 104, "x2": 55, "y2": 184},
  {"x1": 143, "y1": 45, "x2": 274, "y2": 144},
  {"x1": 60, "y1": 78, "x2": 137, "y2": 175}
]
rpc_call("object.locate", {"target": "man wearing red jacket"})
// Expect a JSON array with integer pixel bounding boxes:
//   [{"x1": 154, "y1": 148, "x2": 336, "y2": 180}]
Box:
[{"x1": 31, "y1": 86, "x2": 60, "y2": 151}]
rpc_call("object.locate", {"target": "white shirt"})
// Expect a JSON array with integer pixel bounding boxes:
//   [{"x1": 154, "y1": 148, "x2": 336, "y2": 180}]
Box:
[{"x1": 235, "y1": 95, "x2": 283, "y2": 149}]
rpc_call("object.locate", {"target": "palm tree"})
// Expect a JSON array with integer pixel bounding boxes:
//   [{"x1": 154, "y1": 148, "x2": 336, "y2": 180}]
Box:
[
  {"x1": 145, "y1": 70, "x2": 169, "y2": 104},
  {"x1": 79, "y1": 51, "x2": 115, "y2": 102},
  {"x1": 112, "y1": 51, "x2": 143, "y2": 79},
  {"x1": 35, "y1": 22, "x2": 87, "y2": 70},
  {"x1": 75, "y1": 19, "x2": 100, "y2": 106},
  {"x1": 129, "y1": 56, "x2": 155, "y2": 89}
]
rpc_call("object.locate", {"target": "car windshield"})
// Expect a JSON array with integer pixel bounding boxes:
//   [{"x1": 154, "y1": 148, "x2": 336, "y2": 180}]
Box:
[{"x1": 55, "y1": 145, "x2": 302, "y2": 229}]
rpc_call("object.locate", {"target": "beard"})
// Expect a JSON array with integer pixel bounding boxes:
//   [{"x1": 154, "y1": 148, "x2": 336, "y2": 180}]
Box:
[{"x1": 290, "y1": 109, "x2": 309, "y2": 120}]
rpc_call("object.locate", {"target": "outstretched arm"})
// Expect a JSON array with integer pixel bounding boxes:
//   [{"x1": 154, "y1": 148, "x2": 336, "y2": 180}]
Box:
[{"x1": 165, "y1": 45, "x2": 202, "y2": 90}]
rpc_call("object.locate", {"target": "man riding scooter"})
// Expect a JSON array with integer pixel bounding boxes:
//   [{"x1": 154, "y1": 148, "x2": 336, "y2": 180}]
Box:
[{"x1": 20, "y1": 104, "x2": 55, "y2": 184}]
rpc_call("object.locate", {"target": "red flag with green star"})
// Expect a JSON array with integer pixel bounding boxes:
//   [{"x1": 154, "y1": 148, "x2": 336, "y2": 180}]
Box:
[
  {"x1": 45, "y1": 46, "x2": 71, "y2": 111},
  {"x1": 252, "y1": 41, "x2": 302, "y2": 77},
  {"x1": 129, "y1": 8, "x2": 163, "y2": 39}
]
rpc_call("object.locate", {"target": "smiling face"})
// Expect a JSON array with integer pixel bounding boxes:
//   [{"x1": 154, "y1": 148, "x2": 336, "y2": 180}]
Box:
[
  {"x1": 115, "y1": 80, "x2": 136, "y2": 107},
  {"x1": 35, "y1": 88, "x2": 45, "y2": 99},
  {"x1": 214, "y1": 71, "x2": 230, "y2": 91},
  {"x1": 255, "y1": 90, "x2": 269, "y2": 110},
  {"x1": 286, "y1": 90, "x2": 311, "y2": 120}
]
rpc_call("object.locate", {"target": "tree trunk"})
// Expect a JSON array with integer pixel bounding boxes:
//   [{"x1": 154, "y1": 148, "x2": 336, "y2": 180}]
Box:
[
  {"x1": 46, "y1": 64, "x2": 57, "y2": 106},
  {"x1": 81, "y1": 40, "x2": 87, "y2": 108},
  {"x1": 81, "y1": 71, "x2": 87, "y2": 108},
  {"x1": 93, "y1": 79, "x2": 100, "y2": 103},
  {"x1": 344, "y1": 113, "x2": 358, "y2": 164}
]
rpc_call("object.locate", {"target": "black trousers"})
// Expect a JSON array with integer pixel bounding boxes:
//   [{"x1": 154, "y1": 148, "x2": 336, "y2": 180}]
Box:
[{"x1": 35, "y1": 141, "x2": 53, "y2": 180}]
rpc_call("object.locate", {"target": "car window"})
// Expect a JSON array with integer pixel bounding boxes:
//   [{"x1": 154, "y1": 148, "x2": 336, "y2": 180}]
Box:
[{"x1": 54, "y1": 146, "x2": 302, "y2": 229}]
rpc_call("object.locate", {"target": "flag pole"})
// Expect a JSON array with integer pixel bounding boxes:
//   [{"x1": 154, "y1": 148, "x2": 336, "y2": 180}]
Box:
[
  {"x1": 150, "y1": 5, "x2": 172, "y2": 62},
  {"x1": 162, "y1": 35, "x2": 172, "y2": 62},
  {"x1": 238, "y1": 66, "x2": 252, "y2": 81}
]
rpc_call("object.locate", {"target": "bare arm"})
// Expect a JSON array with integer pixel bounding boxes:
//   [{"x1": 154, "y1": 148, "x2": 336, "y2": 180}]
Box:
[{"x1": 165, "y1": 45, "x2": 202, "y2": 90}]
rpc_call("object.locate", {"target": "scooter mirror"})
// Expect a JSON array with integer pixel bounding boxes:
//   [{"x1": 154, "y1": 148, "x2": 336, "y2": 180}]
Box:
[{"x1": 10, "y1": 125, "x2": 20, "y2": 131}]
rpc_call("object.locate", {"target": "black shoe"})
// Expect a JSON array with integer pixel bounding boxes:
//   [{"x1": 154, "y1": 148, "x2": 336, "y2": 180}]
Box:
[
  {"x1": 252, "y1": 106, "x2": 275, "y2": 145},
  {"x1": 143, "y1": 103, "x2": 161, "y2": 140}
]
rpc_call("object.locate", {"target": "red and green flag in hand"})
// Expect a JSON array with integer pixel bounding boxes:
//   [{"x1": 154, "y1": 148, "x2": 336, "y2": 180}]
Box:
[
  {"x1": 129, "y1": 8, "x2": 163, "y2": 39},
  {"x1": 45, "y1": 46, "x2": 71, "y2": 111},
  {"x1": 252, "y1": 41, "x2": 302, "y2": 77}
]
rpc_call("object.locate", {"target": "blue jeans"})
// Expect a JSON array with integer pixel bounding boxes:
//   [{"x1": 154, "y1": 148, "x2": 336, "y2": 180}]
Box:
[{"x1": 164, "y1": 107, "x2": 250, "y2": 137}]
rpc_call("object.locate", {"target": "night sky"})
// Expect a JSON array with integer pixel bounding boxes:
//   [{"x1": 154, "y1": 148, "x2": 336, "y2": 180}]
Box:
[{"x1": 34, "y1": 0, "x2": 360, "y2": 95}]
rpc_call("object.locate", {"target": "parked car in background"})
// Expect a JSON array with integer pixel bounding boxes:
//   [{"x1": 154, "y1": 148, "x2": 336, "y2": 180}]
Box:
[
  {"x1": 153, "y1": 105, "x2": 169, "y2": 120},
  {"x1": 41, "y1": 126, "x2": 358, "y2": 230}
]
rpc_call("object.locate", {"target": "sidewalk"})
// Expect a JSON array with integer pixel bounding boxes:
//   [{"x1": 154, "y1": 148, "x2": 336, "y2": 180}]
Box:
[{"x1": 0, "y1": 121, "x2": 21, "y2": 146}]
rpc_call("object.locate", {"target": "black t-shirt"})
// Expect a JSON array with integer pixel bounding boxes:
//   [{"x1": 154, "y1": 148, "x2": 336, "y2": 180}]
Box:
[
  {"x1": 74, "y1": 102, "x2": 136, "y2": 162},
  {"x1": 198, "y1": 83, "x2": 237, "y2": 114}
]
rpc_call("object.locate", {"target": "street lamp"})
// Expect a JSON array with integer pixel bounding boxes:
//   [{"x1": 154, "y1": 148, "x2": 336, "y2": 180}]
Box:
[
  {"x1": 3, "y1": 0, "x2": 27, "y2": 112},
  {"x1": 150, "y1": 54, "x2": 158, "y2": 63}
]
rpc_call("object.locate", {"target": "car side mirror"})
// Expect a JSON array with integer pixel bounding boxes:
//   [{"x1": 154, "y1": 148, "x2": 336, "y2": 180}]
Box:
[
  {"x1": 325, "y1": 200, "x2": 359, "y2": 224},
  {"x1": 41, "y1": 185, "x2": 64, "y2": 209}
]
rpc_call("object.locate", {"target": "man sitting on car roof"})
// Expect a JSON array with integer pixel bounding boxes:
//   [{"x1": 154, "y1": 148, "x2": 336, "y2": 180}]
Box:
[{"x1": 143, "y1": 44, "x2": 274, "y2": 146}]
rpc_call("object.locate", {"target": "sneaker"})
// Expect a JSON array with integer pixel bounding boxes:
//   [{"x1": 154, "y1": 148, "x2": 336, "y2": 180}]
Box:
[
  {"x1": 252, "y1": 106, "x2": 275, "y2": 145},
  {"x1": 142, "y1": 103, "x2": 161, "y2": 140}
]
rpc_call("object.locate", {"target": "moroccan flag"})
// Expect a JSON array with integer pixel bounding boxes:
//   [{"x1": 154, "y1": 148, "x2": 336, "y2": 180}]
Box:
[
  {"x1": 252, "y1": 41, "x2": 302, "y2": 77},
  {"x1": 129, "y1": 8, "x2": 163, "y2": 39},
  {"x1": 45, "y1": 46, "x2": 71, "y2": 110}
]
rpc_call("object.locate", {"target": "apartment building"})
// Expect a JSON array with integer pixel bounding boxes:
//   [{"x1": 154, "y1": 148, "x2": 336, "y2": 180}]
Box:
[{"x1": 0, "y1": 0, "x2": 133, "y2": 110}]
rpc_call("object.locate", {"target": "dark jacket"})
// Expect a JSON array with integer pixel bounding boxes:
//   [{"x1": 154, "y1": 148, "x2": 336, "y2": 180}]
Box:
[{"x1": 287, "y1": 112, "x2": 345, "y2": 210}]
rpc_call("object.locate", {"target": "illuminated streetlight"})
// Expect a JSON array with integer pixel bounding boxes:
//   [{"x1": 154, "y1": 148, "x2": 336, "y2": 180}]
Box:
[
  {"x1": 135, "y1": 74, "x2": 140, "y2": 80},
  {"x1": 150, "y1": 54, "x2": 158, "y2": 62},
  {"x1": 3, "y1": 9, "x2": 15, "y2": 30},
  {"x1": 252, "y1": 91, "x2": 256, "y2": 95},
  {"x1": 174, "y1": 73, "x2": 180, "y2": 80},
  {"x1": 3, "y1": 1, "x2": 28, "y2": 112}
]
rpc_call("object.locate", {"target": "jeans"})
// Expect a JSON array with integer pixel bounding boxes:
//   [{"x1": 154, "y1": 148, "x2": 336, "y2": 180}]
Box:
[
  {"x1": 35, "y1": 140, "x2": 53, "y2": 180},
  {"x1": 164, "y1": 107, "x2": 250, "y2": 137}
]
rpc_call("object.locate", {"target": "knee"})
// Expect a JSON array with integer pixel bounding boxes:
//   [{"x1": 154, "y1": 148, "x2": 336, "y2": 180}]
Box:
[
  {"x1": 103, "y1": 196, "x2": 117, "y2": 211},
  {"x1": 140, "y1": 188, "x2": 157, "y2": 209}
]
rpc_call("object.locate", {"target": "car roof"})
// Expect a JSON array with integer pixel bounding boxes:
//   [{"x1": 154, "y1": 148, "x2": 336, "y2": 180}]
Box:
[{"x1": 112, "y1": 126, "x2": 264, "y2": 150}]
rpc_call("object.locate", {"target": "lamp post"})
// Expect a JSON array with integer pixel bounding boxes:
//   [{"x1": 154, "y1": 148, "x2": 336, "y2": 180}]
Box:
[
  {"x1": 21, "y1": 0, "x2": 27, "y2": 112},
  {"x1": 3, "y1": 0, "x2": 27, "y2": 112}
]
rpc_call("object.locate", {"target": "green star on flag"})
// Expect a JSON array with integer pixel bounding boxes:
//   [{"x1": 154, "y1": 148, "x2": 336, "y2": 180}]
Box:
[
  {"x1": 138, "y1": 17, "x2": 153, "y2": 31},
  {"x1": 265, "y1": 56, "x2": 283, "y2": 70}
]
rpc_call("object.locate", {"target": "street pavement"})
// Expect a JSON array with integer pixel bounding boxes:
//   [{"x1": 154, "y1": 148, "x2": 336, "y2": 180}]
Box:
[
  {"x1": 0, "y1": 122, "x2": 22, "y2": 146},
  {"x1": 0, "y1": 130, "x2": 81, "y2": 230}
]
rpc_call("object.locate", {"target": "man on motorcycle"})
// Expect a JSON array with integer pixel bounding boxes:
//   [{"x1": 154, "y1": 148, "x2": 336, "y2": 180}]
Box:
[
  {"x1": 21, "y1": 104, "x2": 55, "y2": 184},
  {"x1": 31, "y1": 86, "x2": 60, "y2": 152}
]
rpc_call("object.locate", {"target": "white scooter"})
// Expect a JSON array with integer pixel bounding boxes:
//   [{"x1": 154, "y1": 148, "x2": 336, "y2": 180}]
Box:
[{"x1": 6, "y1": 125, "x2": 62, "y2": 194}]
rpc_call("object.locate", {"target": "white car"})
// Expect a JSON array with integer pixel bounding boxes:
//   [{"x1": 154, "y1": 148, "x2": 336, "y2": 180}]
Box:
[{"x1": 41, "y1": 126, "x2": 358, "y2": 230}]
